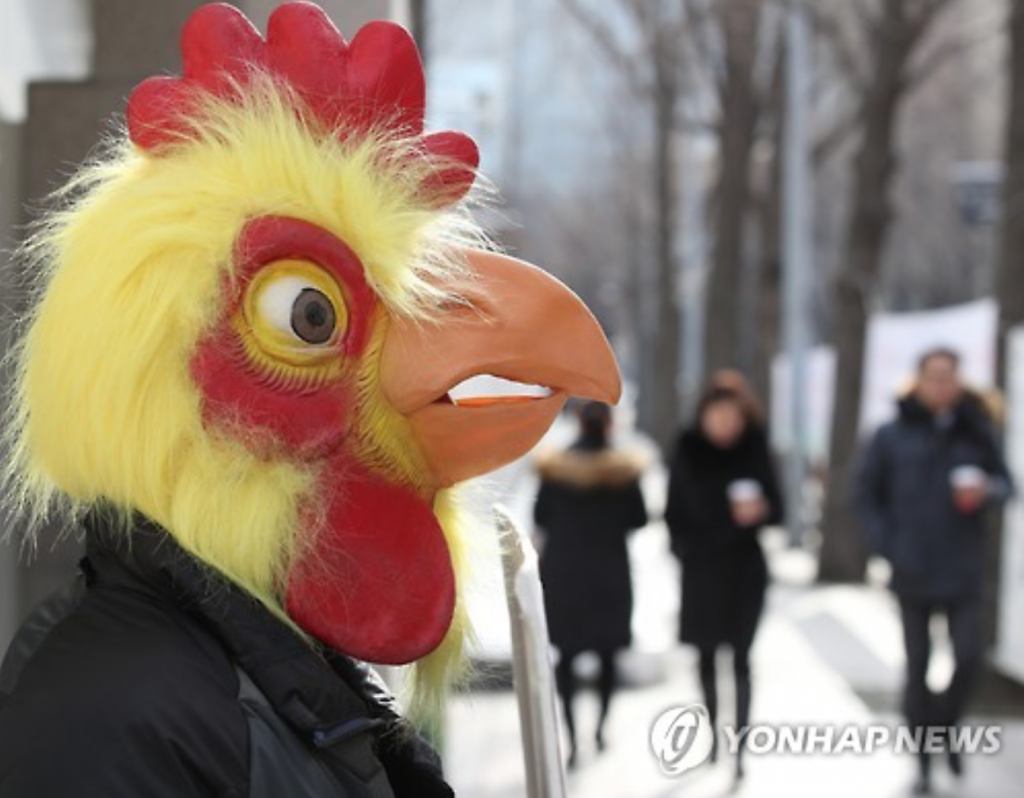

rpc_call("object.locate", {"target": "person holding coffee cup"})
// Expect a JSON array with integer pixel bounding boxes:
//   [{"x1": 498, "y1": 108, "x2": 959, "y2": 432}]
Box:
[
  {"x1": 855, "y1": 347, "x2": 1014, "y2": 795},
  {"x1": 665, "y1": 373, "x2": 784, "y2": 782}
]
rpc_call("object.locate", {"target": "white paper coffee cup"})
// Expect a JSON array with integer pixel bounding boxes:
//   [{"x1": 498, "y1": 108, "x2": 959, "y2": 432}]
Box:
[
  {"x1": 950, "y1": 465, "x2": 986, "y2": 491},
  {"x1": 728, "y1": 479, "x2": 763, "y2": 504}
]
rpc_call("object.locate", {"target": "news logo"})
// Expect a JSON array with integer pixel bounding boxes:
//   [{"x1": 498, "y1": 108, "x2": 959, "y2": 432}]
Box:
[{"x1": 650, "y1": 704, "x2": 715, "y2": 777}]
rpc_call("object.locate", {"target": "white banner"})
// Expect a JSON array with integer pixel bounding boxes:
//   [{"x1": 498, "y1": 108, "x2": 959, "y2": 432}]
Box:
[{"x1": 859, "y1": 298, "x2": 997, "y2": 432}]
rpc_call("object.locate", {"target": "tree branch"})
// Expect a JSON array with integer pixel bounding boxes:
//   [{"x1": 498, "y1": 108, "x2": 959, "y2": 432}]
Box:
[
  {"x1": 557, "y1": 0, "x2": 650, "y2": 97},
  {"x1": 812, "y1": 105, "x2": 862, "y2": 164},
  {"x1": 805, "y1": 0, "x2": 872, "y2": 95},
  {"x1": 905, "y1": 0, "x2": 958, "y2": 47},
  {"x1": 904, "y1": 11, "x2": 1003, "y2": 91}
]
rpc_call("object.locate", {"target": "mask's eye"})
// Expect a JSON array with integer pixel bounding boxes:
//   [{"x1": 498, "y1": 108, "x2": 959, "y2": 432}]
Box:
[
  {"x1": 291, "y1": 288, "x2": 336, "y2": 344},
  {"x1": 240, "y1": 259, "x2": 348, "y2": 367}
]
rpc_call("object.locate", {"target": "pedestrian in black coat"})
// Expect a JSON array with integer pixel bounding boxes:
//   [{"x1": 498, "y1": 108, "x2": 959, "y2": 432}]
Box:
[
  {"x1": 534, "y1": 402, "x2": 648, "y2": 768},
  {"x1": 665, "y1": 375, "x2": 783, "y2": 780},
  {"x1": 855, "y1": 347, "x2": 1013, "y2": 795}
]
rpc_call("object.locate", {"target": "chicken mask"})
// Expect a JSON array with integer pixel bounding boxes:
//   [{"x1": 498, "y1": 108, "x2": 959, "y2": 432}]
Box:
[{"x1": 9, "y1": 2, "x2": 620, "y2": 673}]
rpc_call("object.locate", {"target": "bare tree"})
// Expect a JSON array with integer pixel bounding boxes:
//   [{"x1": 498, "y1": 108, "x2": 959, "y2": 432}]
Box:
[
  {"x1": 703, "y1": 0, "x2": 776, "y2": 376},
  {"x1": 562, "y1": 0, "x2": 794, "y2": 442},
  {"x1": 798, "y1": 0, "x2": 1003, "y2": 331},
  {"x1": 559, "y1": 0, "x2": 697, "y2": 450},
  {"x1": 818, "y1": 0, "x2": 968, "y2": 582}
]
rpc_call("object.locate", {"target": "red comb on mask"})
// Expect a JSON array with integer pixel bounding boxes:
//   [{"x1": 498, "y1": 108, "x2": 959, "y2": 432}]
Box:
[{"x1": 126, "y1": 1, "x2": 478, "y2": 204}]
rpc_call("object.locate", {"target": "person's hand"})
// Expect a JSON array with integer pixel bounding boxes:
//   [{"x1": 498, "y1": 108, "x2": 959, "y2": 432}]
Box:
[
  {"x1": 732, "y1": 497, "x2": 768, "y2": 527},
  {"x1": 951, "y1": 466, "x2": 988, "y2": 514},
  {"x1": 953, "y1": 484, "x2": 987, "y2": 514}
]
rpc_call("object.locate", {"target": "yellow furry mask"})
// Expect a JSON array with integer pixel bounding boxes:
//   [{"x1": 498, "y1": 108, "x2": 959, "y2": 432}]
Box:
[{"x1": 4, "y1": 1, "x2": 619, "y2": 716}]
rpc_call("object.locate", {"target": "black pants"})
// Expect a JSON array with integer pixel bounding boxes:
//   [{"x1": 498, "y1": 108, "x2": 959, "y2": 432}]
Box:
[
  {"x1": 555, "y1": 649, "x2": 617, "y2": 750},
  {"x1": 898, "y1": 596, "x2": 984, "y2": 733},
  {"x1": 698, "y1": 641, "x2": 753, "y2": 764}
]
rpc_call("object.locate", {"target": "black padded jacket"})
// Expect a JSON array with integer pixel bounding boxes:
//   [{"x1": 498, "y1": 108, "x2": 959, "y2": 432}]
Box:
[
  {"x1": 0, "y1": 511, "x2": 455, "y2": 798},
  {"x1": 854, "y1": 394, "x2": 1014, "y2": 601}
]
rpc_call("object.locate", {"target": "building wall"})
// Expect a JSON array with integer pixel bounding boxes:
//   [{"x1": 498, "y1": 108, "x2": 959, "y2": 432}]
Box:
[
  {"x1": 0, "y1": 0, "x2": 91, "y2": 122},
  {"x1": 0, "y1": 120, "x2": 22, "y2": 647},
  {"x1": 242, "y1": 0, "x2": 388, "y2": 31}
]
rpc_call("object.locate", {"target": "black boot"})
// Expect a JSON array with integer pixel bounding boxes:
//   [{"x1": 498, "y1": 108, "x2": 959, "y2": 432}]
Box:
[
  {"x1": 912, "y1": 752, "x2": 932, "y2": 795},
  {"x1": 698, "y1": 648, "x2": 719, "y2": 763},
  {"x1": 566, "y1": 743, "x2": 578, "y2": 771},
  {"x1": 735, "y1": 669, "x2": 752, "y2": 780},
  {"x1": 595, "y1": 650, "x2": 616, "y2": 754},
  {"x1": 945, "y1": 726, "x2": 964, "y2": 778},
  {"x1": 555, "y1": 655, "x2": 578, "y2": 770},
  {"x1": 562, "y1": 704, "x2": 578, "y2": 770}
]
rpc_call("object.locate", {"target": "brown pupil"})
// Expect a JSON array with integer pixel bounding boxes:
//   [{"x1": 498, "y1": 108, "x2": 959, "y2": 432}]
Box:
[{"x1": 291, "y1": 288, "x2": 335, "y2": 344}]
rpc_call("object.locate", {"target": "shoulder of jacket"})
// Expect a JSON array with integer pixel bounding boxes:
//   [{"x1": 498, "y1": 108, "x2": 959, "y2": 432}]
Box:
[
  {"x1": 6, "y1": 584, "x2": 243, "y2": 727},
  {"x1": 1, "y1": 591, "x2": 250, "y2": 796},
  {"x1": 875, "y1": 419, "x2": 904, "y2": 441}
]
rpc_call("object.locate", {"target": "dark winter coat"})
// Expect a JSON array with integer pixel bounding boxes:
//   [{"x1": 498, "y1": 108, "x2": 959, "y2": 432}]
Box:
[
  {"x1": 854, "y1": 393, "x2": 1014, "y2": 601},
  {"x1": 665, "y1": 425, "x2": 784, "y2": 649},
  {"x1": 534, "y1": 444, "x2": 648, "y2": 656},
  {"x1": 0, "y1": 510, "x2": 453, "y2": 798}
]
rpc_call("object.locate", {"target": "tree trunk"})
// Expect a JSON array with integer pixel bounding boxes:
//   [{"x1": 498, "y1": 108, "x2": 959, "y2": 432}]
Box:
[
  {"x1": 988, "y1": 0, "x2": 1024, "y2": 649},
  {"x1": 753, "y1": 156, "x2": 783, "y2": 419},
  {"x1": 556, "y1": 0, "x2": 688, "y2": 450},
  {"x1": 751, "y1": 40, "x2": 787, "y2": 415},
  {"x1": 819, "y1": 1, "x2": 921, "y2": 582},
  {"x1": 704, "y1": 0, "x2": 762, "y2": 376},
  {"x1": 997, "y1": 0, "x2": 1024, "y2": 371},
  {"x1": 651, "y1": 84, "x2": 682, "y2": 452}
]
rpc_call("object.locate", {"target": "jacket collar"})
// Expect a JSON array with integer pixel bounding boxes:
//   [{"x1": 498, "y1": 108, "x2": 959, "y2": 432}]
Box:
[
  {"x1": 536, "y1": 445, "x2": 647, "y2": 488},
  {"x1": 897, "y1": 393, "x2": 988, "y2": 434},
  {"x1": 80, "y1": 508, "x2": 383, "y2": 745}
]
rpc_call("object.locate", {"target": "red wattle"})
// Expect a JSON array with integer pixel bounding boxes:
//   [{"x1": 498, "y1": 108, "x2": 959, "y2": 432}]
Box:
[{"x1": 285, "y1": 454, "x2": 455, "y2": 665}]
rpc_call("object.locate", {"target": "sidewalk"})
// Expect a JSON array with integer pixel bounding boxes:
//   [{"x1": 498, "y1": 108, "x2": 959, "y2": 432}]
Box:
[{"x1": 444, "y1": 520, "x2": 1024, "y2": 797}]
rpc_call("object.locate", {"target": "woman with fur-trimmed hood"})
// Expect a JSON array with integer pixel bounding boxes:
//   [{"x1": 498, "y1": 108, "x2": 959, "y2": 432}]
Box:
[{"x1": 533, "y1": 401, "x2": 648, "y2": 768}]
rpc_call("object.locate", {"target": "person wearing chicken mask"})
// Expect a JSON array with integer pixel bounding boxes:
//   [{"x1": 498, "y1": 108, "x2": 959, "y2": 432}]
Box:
[
  {"x1": 0, "y1": 4, "x2": 621, "y2": 797},
  {"x1": 855, "y1": 347, "x2": 1013, "y2": 795}
]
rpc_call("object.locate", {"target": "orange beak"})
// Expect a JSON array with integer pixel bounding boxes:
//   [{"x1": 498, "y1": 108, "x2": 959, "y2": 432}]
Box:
[{"x1": 380, "y1": 250, "x2": 622, "y2": 488}]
